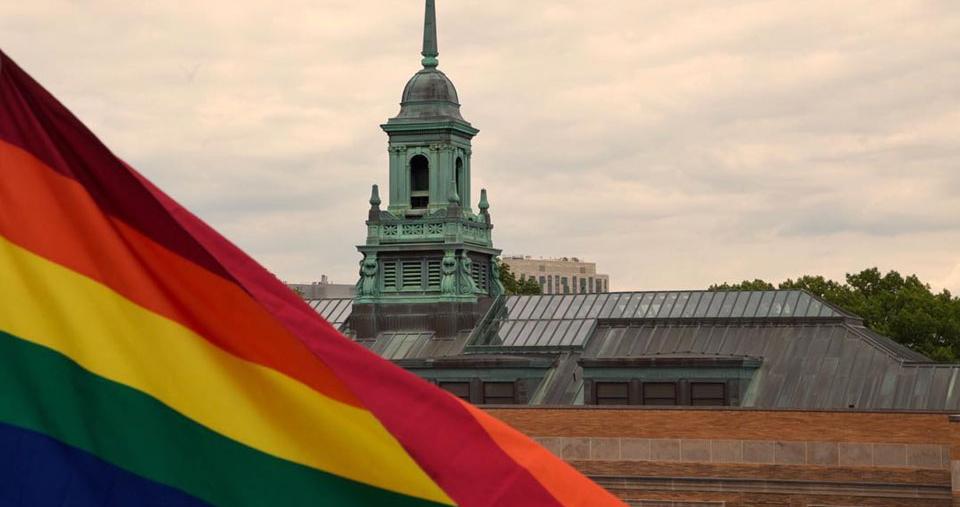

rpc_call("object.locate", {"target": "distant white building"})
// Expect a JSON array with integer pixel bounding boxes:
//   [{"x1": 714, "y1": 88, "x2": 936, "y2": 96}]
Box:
[
  {"x1": 287, "y1": 275, "x2": 356, "y2": 299},
  {"x1": 502, "y1": 256, "x2": 610, "y2": 294}
]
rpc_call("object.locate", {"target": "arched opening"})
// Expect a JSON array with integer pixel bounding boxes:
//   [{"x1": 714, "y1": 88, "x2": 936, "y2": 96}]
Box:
[
  {"x1": 455, "y1": 157, "x2": 464, "y2": 202},
  {"x1": 410, "y1": 155, "x2": 429, "y2": 209}
]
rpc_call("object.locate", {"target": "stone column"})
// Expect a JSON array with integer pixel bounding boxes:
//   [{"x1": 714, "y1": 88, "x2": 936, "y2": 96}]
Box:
[
  {"x1": 387, "y1": 145, "x2": 406, "y2": 211},
  {"x1": 428, "y1": 144, "x2": 443, "y2": 208},
  {"x1": 462, "y1": 146, "x2": 473, "y2": 211}
]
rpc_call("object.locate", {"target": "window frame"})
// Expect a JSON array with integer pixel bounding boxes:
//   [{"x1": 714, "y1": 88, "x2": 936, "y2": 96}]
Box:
[
  {"x1": 481, "y1": 381, "x2": 517, "y2": 405},
  {"x1": 594, "y1": 381, "x2": 630, "y2": 406},
  {"x1": 439, "y1": 381, "x2": 471, "y2": 402},
  {"x1": 690, "y1": 382, "x2": 727, "y2": 406},
  {"x1": 641, "y1": 382, "x2": 678, "y2": 406}
]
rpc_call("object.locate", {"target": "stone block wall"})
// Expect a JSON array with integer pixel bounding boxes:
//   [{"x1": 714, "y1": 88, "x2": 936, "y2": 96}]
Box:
[{"x1": 486, "y1": 407, "x2": 960, "y2": 507}]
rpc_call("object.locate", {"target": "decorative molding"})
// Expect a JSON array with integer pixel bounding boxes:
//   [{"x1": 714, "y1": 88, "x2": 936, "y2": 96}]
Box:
[
  {"x1": 381, "y1": 120, "x2": 479, "y2": 137},
  {"x1": 440, "y1": 250, "x2": 458, "y2": 295},
  {"x1": 356, "y1": 253, "x2": 379, "y2": 299},
  {"x1": 459, "y1": 252, "x2": 478, "y2": 294}
]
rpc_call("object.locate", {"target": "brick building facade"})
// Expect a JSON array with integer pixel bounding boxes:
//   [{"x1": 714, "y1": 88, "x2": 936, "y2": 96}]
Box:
[{"x1": 489, "y1": 407, "x2": 960, "y2": 506}]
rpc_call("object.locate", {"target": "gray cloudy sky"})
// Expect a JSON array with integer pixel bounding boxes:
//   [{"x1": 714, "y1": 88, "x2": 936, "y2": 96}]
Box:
[{"x1": 4, "y1": 0, "x2": 960, "y2": 292}]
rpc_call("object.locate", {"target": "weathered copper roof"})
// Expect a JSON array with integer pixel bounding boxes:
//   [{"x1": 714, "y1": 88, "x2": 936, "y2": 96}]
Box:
[
  {"x1": 394, "y1": 68, "x2": 464, "y2": 121},
  {"x1": 308, "y1": 290, "x2": 960, "y2": 411}
]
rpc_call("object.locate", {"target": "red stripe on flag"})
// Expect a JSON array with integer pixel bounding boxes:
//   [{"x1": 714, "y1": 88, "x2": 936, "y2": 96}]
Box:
[
  {"x1": 0, "y1": 51, "x2": 234, "y2": 285},
  {"x1": 0, "y1": 139, "x2": 362, "y2": 409},
  {"x1": 133, "y1": 172, "x2": 570, "y2": 506}
]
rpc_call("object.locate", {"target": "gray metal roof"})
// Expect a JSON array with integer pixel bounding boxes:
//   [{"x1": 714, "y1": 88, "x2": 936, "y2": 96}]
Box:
[
  {"x1": 508, "y1": 291, "x2": 846, "y2": 321},
  {"x1": 307, "y1": 290, "x2": 960, "y2": 411},
  {"x1": 468, "y1": 291, "x2": 850, "y2": 353},
  {"x1": 582, "y1": 322, "x2": 960, "y2": 411},
  {"x1": 308, "y1": 298, "x2": 352, "y2": 329},
  {"x1": 365, "y1": 331, "x2": 436, "y2": 360}
]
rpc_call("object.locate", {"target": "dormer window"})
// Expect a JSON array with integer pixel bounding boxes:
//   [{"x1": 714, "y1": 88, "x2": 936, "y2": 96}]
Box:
[
  {"x1": 581, "y1": 355, "x2": 759, "y2": 407},
  {"x1": 410, "y1": 155, "x2": 430, "y2": 209}
]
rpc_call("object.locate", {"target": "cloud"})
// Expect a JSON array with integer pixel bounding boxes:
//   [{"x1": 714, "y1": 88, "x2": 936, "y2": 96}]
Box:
[{"x1": 3, "y1": 0, "x2": 959, "y2": 292}]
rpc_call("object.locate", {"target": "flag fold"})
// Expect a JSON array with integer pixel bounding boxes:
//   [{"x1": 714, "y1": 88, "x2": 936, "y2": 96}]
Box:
[{"x1": 0, "y1": 50, "x2": 626, "y2": 507}]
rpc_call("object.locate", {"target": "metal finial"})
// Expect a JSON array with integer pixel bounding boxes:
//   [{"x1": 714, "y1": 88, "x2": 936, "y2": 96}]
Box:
[
  {"x1": 479, "y1": 188, "x2": 489, "y2": 211},
  {"x1": 421, "y1": 0, "x2": 439, "y2": 68},
  {"x1": 369, "y1": 184, "x2": 381, "y2": 207}
]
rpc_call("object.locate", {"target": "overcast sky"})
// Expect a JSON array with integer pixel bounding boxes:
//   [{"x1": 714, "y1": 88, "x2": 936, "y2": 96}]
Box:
[{"x1": 4, "y1": 0, "x2": 959, "y2": 292}]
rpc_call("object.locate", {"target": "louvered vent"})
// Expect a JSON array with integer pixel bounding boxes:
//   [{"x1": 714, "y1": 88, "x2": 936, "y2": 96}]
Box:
[
  {"x1": 427, "y1": 259, "x2": 442, "y2": 289},
  {"x1": 401, "y1": 260, "x2": 423, "y2": 289},
  {"x1": 471, "y1": 258, "x2": 489, "y2": 292},
  {"x1": 382, "y1": 261, "x2": 398, "y2": 291}
]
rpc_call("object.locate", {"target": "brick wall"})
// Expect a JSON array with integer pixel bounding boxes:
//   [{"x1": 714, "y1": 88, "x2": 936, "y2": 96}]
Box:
[{"x1": 486, "y1": 407, "x2": 960, "y2": 507}]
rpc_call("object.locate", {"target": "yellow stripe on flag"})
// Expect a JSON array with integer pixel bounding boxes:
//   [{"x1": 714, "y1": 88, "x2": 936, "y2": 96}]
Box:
[{"x1": 0, "y1": 236, "x2": 453, "y2": 506}]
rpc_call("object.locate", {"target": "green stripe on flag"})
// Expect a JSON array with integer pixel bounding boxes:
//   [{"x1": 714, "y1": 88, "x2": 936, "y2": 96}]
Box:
[{"x1": 0, "y1": 330, "x2": 449, "y2": 507}]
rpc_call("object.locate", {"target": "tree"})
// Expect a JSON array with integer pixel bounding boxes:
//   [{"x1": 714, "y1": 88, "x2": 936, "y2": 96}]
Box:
[
  {"x1": 711, "y1": 268, "x2": 960, "y2": 362},
  {"x1": 497, "y1": 259, "x2": 542, "y2": 295},
  {"x1": 708, "y1": 279, "x2": 775, "y2": 291}
]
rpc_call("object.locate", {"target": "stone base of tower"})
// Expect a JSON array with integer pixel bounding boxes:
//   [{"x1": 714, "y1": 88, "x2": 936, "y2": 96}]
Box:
[{"x1": 352, "y1": 298, "x2": 494, "y2": 339}]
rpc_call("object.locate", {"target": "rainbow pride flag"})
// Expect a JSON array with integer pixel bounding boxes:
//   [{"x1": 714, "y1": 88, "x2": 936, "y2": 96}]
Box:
[{"x1": 0, "y1": 51, "x2": 625, "y2": 506}]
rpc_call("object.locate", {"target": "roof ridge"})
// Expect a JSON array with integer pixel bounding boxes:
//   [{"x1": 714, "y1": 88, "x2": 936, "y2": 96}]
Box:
[{"x1": 843, "y1": 322, "x2": 932, "y2": 363}]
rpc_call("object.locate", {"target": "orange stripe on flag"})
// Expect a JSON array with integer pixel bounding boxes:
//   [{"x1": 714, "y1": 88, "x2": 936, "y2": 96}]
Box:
[
  {"x1": 462, "y1": 403, "x2": 626, "y2": 507},
  {"x1": 0, "y1": 139, "x2": 360, "y2": 409}
]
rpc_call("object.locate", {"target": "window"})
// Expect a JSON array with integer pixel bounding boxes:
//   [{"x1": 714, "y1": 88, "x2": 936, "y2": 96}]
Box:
[
  {"x1": 538, "y1": 265, "x2": 545, "y2": 272},
  {"x1": 482, "y1": 382, "x2": 516, "y2": 404},
  {"x1": 589, "y1": 277, "x2": 595, "y2": 293},
  {"x1": 587, "y1": 379, "x2": 730, "y2": 406},
  {"x1": 440, "y1": 382, "x2": 470, "y2": 402},
  {"x1": 547, "y1": 276, "x2": 553, "y2": 294},
  {"x1": 410, "y1": 155, "x2": 429, "y2": 209},
  {"x1": 579, "y1": 267, "x2": 586, "y2": 274},
  {"x1": 691, "y1": 383, "x2": 726, "y2": 406},
  {"x1": 642, "y1": 383, "x2": 677, "y2": 405},
  {"x1": 572, "y1": 276, "x2": 578, "y2": 294},
  {"x1": 595, "y1": 382, "x2": 629, "y2": 405},
  {"x1": 580, "y1": 278, "x2": 587, "y2": 294},
  {"x1": 539, "y1": 276, "x2": 546, "y2": 287}
]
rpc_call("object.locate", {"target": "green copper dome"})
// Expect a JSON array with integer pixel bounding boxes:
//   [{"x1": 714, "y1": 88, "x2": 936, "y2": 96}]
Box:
[{"x1": 397, "y1": 68, "x2": 463, "y2": 120}]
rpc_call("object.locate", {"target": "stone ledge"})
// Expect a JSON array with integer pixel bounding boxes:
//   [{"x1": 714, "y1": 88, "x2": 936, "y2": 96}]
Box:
[
  {"x1": 588, "y1": 472, "x2": 949, "y2": 499},
  {"x1": 533, "y1": 436, "x2": 950, "y2": 470}
]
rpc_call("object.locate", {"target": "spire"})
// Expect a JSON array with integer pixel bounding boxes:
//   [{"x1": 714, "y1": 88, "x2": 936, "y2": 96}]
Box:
[
  {"x1": 368, "y1": 184, "x2": 382, "y2": 222},
  {"x1": 479, "y1": 188, "x2": 490, "y2": 224},
  {"x1": 421, "y1": 0, "x2": 439, "y2": 68}
]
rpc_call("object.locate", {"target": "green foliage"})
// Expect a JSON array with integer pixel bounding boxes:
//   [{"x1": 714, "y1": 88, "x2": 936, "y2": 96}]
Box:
[
  {"x1": 497, "y1": 259, "x2": 543, "y2": 295},
  {"x1": 712, "y1": 268, "x2": 960, "y2": 362},
  {"x1": 708, "y1": 279, "x2": 775, "y2": 291}
]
